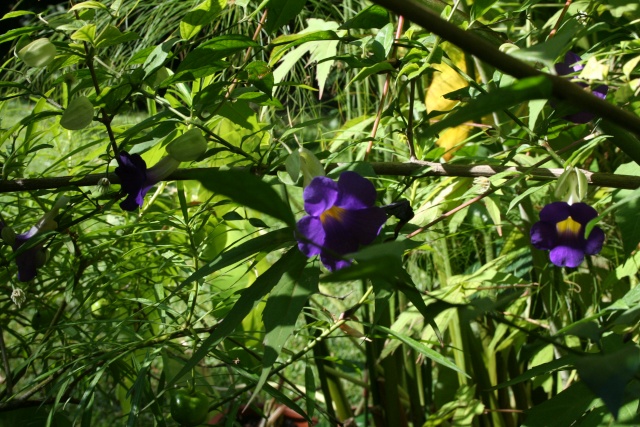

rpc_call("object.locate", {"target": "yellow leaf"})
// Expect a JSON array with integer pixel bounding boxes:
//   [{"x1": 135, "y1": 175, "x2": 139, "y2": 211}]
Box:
[{"x1": 425, "y1": 44, "x2": 473, "y2": 159}]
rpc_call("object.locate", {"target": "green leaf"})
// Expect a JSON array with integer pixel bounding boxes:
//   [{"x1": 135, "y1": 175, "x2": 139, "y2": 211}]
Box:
[
  {"x1": 69, "y1": 1, "x2": 109, "y2": 11},
  {"x1": 70, "y1": 24, "x2": 97, "y2": 44},
  {"x1": 375, "y1": 325, "x2": 466, "y2": 375},
  {"x1": 194, "y1": 169, "x2": 295, "y2": 226},
  {"x1": 179, "y1": 227, "x2": 294, "y2": 289},
  {"x1": 507, "y1": 182, "x2": 551, "y2": 213},
  {"x1": 339, "y1": 5, "x2": 389, "y2": 29},
  {"x1": 166, "y1": 52, "x2": 229, "y2": 83},
  {"x1": 0, "y1": 26, "x2": 39, "y2": 45},
  {"x1": 424, "y1": 76, "x2": 553, "y2": 139},
  {"x1": 142, "y1": 39, "x2": 179, "y2": 80},
  {"x1": 245, "y1": 61, "x2": 274, "y2": 94},
  {"x1": 491, "y1": 354, "x2": 577, "y2": 390},
  {"x1": 321, "y1": 240, "x2": 411, "y2": 283},
  {"x1": 269, "y1": 30, "x2": 340, "y2": 66},
  {"x1": 510, "y1": 20, "x2": 581, "y2": 69},
  {"x1": 253, "y1": 265, "x2": 319, "y2": 400},
  {"x1": 95, "y1": 25, "x2": 138, "y2": 48},
  {"x1": 180, "y1": 0, "x2": 227, "y2": 41},
  {"x1": 169, "y1": 247, "x2": 305, "y2": 386},
  {"x1": 2, "y1": 11, "x2": 35, "y2": 20},
  {"x1": 200, "y1": 34, "x2": 260, "y2": 53},
  {"x1": 349, "y1": 62, "x2": 395, "y2": 84},
  {"x1": 576, "y1": 345, "x2": 640, "y2": 419},
  {"x1": 264, "y1": 0, "x2": 307, "y2": 34},
  {"x1": 472, "y1": 0, "x2": 499, "y2": 20},
  {"x1": 522, "y1": 382, "x2": 596, "y2": 426}
]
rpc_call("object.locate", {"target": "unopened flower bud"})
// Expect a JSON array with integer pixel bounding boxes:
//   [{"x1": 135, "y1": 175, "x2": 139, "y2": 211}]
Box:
[
  {"x1": 555, "y1": 167, "x2": 588, "y2": 205},
  {"x1": 11, "y1": 287, "x2": 26, "y2": 308},
  {"x1": 96, "y1": 177, "x2": 111, "y2": 195},
  {"x1": 166, "y1": 129, "x2": 207, "y2": 162},
  {"x1": 473, "y1": 176, "x2": 491, "y2": 193},
  {"x1": 18, "y1": 38, "x2": 57, "y2": 68},
  {"x1": 2, "y1": 226, "x2": 17, "y2": 245}
]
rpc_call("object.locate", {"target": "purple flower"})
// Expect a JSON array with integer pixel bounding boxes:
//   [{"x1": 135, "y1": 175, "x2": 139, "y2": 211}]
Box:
[
  {"x1": 530, "y1": 202, "x2": 604, "y2": 268},
  {"x1": 554, "y1": 51, "x2": 608, "y2": 124},
  {"x1": 115, "y1": 151, "x2": 180, "y2": 211},
  {"x1": 12, "y1": 228, "x2": 46, "y2": 282},
  {"x1": 1, "y1": 197, "x2": 68, "y2": 282},
  {"x1": 296, "y1": 172, "x2": 388, "y2": 271}
]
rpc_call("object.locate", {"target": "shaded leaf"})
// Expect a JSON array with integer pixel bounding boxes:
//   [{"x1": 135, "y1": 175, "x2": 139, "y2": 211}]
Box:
[
  {"x1": 575, "y1": 345, "x2": 640, "y2": 419},
  {"x1": 264, "y1": 0, "x2": 307, "y2": 34}
]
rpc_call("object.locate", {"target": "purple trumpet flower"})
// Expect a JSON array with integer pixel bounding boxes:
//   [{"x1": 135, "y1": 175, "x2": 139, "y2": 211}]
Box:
[
  {"x1": 1, "y1": 197, "x2": 68, "y2": 282},
  {"x1": 115, "y1": 151, "x2": 180, "y2": 211},
  {"x1": 554, "y1": 51, "x2": 608, "y2": 124},
  {"x1": 530, "y1": 201, "x2": 604, "y2": 268},
  {"x1": 296, "y1": 171, "x2": 388, "y2": 271}
]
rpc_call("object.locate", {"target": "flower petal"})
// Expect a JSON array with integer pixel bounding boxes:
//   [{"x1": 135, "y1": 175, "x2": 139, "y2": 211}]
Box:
[
  {"x1": 592, "y1": 85, "x2": 608, "y2": 100},
  {"x1": 568, "y1": 203, "x2": 598, "y2": 225},
  {"x1": 584, "y1": 226, "x2": 605, "y2": 255},
  {"x1": 539, "y1": 201, "x2": 570, "y2": 223},
  {"x1": 530, "y1": 221, "x2": 558, "y2": 250},
  {"x1": 120, "y1": 193, "x2": 146, "y2": 211},
  {"x1": 321, "y1": 218, "x2": 359, "y2": 271},
  {"x1": 555, "y1": 51, "x2": 583, "y2": 76},
  {"x1": 16, "y1": 248, "x2": 39, "y2": 282},
  {"x1": 339, "y1": 207, "x2": 387, "y2": 245},
  {"x1": 564, "y1": 111, "x2": 596, "y2": 124},
  {"x1": 320, "y1": 253, "x2": 352, "y2": 272},
  {"x1": 321, "y1": 215, "x2": 360, "y2": 256},
  {"x1": 296, "y1": 216, "x2": 325, "y2": 257},
  {"x1": 115, "y1": 152, "x2": 148, "y2": 211},
  {"x1": 303, "y1": 176, "x2": 339, "y2": 216},
  {"x1": 549, "y1": 245, "x2": 585, "y2": 268},
  {"x1": 335, "y1": 171, "x2": 377, "y2": 209}
]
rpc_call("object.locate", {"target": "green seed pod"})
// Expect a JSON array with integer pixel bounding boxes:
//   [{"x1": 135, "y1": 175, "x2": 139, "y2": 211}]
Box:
[
  {"x1": 60, "y1": 96, "x2": 94, "y2": 130},
  {"x1": 18, "y1": 38, "x2": 57, "y2": 68},
  {"x1": 166, "y1": 129, "x2": 207, "y2": 162}
]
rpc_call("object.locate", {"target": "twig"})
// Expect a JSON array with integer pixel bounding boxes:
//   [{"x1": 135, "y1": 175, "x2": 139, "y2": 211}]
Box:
[{"x1": 548, "y1": 0, "x2": 573, "y2": 39}]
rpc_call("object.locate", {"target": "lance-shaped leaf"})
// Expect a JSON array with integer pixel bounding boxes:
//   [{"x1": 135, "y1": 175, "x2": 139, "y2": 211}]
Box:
[{"x1": 194, "y1": 169, "x2": 295, "y2": 226}]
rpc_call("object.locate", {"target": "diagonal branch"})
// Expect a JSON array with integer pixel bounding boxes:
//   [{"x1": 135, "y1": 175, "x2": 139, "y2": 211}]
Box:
[{"x1": 369, "y1": 0, "x2": 640, "y2": 163}]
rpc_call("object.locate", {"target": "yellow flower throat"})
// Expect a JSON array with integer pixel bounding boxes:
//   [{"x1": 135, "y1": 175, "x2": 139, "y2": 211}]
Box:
[
  {"x1": 320, "y1": 206, "x2": 346, "y2": 224},
  {"x1": 556, "y1": 216, "x2": 581, "y2": 236}
]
